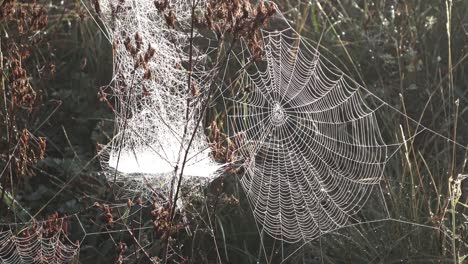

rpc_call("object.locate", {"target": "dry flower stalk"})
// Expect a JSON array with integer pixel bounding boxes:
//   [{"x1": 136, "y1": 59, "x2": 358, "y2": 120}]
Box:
[{"x1": 1, "y1": 1, "x2": 49, "y2": 188}]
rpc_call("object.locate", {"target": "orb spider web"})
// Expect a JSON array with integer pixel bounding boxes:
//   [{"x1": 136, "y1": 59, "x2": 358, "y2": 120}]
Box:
[{"x1": 219, "y1": 27, "x2": 391, "y2": 243}]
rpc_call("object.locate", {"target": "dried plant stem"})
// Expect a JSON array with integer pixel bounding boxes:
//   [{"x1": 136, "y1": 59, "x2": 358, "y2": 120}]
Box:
[
  {"x1": 445, "y1": 0, "x2": 454, "y2": 103},
  {"x1": 0, "y1": 38, "x2": 13, "y2": 215},
  {"x1": 0, "y1": 40, "x2": 5, "y2": 134},
  {"x1": 0, "y1": 40, "x2": 25, "y2": 223},
  {"x1": 445, "y1": 1, "x2": 458, "y2": 262},
  {"x1": 0, "y1": 39, "x2": 6, "y2": 199},
  {"x1": 162, "y1": 1, "x2": 198, "y2": 261},
  {"x1": 450, "y1": 99, "x2": 459, "y2": 264}
]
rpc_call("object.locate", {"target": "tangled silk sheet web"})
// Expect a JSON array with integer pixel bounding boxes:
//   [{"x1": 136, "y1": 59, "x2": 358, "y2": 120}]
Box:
[{"x1": 98, "y1": 0, "x2": 221, "y2": 200}]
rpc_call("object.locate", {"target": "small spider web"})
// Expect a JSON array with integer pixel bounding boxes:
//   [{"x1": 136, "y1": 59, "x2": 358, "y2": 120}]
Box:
[{"x1": 0, "y1": 217, "x2": 81, "y2": 264}]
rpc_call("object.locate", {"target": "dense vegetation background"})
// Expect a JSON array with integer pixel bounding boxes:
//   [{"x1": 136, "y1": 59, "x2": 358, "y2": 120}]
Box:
[{"x1": 0, "y1": 0, "x2": 467, "y2": 263}]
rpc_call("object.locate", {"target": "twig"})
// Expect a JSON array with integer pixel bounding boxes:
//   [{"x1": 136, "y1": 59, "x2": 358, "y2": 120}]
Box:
[{"x1": 162, "y1": 0, "x2": 199, "y2": 260}]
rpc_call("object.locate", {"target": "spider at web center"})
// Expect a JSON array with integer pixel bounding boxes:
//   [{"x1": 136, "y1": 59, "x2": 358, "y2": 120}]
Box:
[{"x1": 271, "y1": 102, "x2": 287, "y2": 126}]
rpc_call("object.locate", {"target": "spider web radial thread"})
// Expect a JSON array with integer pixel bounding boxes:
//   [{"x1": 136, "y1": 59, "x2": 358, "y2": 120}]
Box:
[{"x1": 225, "y1": 28, "x2": 389, "y2": 243}]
